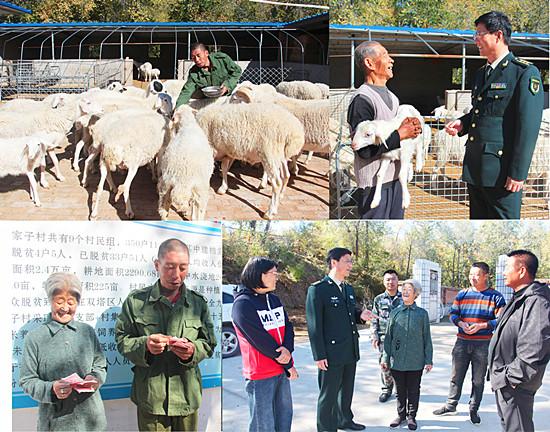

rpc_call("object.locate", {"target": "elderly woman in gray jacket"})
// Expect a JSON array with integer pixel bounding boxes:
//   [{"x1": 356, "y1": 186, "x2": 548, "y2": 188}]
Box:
[
  {"x1": 381, "y1": 279, "x2": 433, "y2": 431},
  {"x1": 19, "y1": 272, "x2": 107, "y2": 431}
]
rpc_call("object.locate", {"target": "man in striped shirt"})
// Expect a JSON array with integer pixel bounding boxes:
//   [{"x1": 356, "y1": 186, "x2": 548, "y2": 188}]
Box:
[{"x1": 433, "y1": 262, "x2": 506, "y2": 425}]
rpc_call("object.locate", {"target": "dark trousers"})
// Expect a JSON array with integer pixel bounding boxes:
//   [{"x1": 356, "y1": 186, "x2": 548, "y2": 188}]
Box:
[
  {"x1": 390, "y1": 369, "x2": 423, "y2": 419},
  {"x1": 495, "y1": 386, "x2": 535, "y2": 432},
  {"x1": 137, "y1": 407, "x2": 198, "y2": 432},
  {"x1": 360, "y1": 179, "x2": 404, "y2": 219},
  {"x1": 446, "y1": 339, "x2": 489, "y2": 411},
  {"x1": 317, "y1": 362, "x2": 357, "y2": 432},
  {"x1": 467, "y1": 183, "x2": 522, "y2": 219},
  {"x1": 378, "y1": 342, "x2": 394, "y2": 393}
]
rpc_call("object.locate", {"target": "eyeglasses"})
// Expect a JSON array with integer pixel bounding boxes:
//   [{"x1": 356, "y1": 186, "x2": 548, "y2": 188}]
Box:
[{"x1": 473, "y1": 30, "x2": 493, "y2": 39}]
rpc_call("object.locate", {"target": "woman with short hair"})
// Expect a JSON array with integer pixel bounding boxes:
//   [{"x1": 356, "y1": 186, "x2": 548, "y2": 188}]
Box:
[
  {"x1": 381, "y1": 279, "x2": 433, "y2": 431},
  {"x1": 232, "y1": 257, "x2": 298, "y2": 432},
  {"x1": 19, "y1": 272, "x2": 107, "y2": 431}
]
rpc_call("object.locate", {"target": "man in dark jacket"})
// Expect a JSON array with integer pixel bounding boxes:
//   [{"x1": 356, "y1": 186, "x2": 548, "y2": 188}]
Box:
[
  {"x1": 306, "y1": 247, "x2": 373, "y2": 432},
  {"x1": 488, "y1": 250, "x2": 550, "y2": 432}
]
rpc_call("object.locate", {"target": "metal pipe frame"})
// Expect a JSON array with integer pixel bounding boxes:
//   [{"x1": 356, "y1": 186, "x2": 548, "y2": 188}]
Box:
[
  {"x1": 99, "y1": 27, "x2": 122, "y2": 59},
  {"x1": 225, "y1": 30, "x2": 239, "y2": 61},
  {"x1": 60, "y1": 28, "x2": 82, "y2": 59},
  {"x1": 265, "y1": 30, "x2": 284, "y2": 81},
  {"x1": 20, "y1": 30, "x2": 48, "y2": 61},
  {"x1": 280, "y1": 30, "x2": 305, "y2": 79},
  {"x1": 78, "y1": 28, "x2": 99, "y2": 60},
  {"x1": 40, "y1": 29, "x2": 64, "y2": 60}
]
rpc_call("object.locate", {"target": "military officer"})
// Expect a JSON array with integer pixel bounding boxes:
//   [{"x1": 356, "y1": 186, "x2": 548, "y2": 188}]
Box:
[
  {"x1": 306, "y1": 247, "x2": 372, "y2": 432},
  {"x1": 446, "y1": 11, "x2": 544, "y2": 219},
  {"x1": 371, "y1": 269, "x2": 403, "y2": 402},
  {"x1": 175, "y1": 42, "x2": 242, "y2": 108},
  {"x1": 115, "y1": 238, "x2": 217, "y2": 432}
]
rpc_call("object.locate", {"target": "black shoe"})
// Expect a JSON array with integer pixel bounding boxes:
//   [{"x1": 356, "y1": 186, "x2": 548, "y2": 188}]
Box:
[
  {"x1": 407, "y1": 417, "x2": 417, "y2": 430},
  {"x1": 433, "y1": 406, "x2": 457, "y2": 415},
  {"x1": 470, "y1": 410, "x2": 481, "y2": 425},
  {"x1": 390, "y1": 416, "x2": 405, "y2": 428},
  {"x1": 338, "y1": 422, "x2": 366, "y2": 431},
  {"x1": 379, "y1": 392, "x2": 391, "y2": 403}
]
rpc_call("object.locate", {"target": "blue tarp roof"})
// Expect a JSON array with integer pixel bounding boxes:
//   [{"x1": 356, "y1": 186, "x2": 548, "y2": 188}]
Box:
[
  {"x1": 0, "y1": 12, "x2": 328, "y2": 28},
  {"x1": 330, "y1": 24, "x2": 549, "y2": 39},
  {"x1": 0, "y1": 1, "x2": 31, "y2": 14}
]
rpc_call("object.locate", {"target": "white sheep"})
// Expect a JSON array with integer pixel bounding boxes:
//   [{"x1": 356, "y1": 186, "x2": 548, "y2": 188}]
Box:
[
  {"x1": 89, "y1": 94, "x2": 173, "y2": 220},
  {"x1": 146, "y1": 79, "x2": 185, "y2": 102},
  {"x1": 432, "y1": 105, "x2": 463, "y2": 120},
  {"x1": 157, "y1": 105, "x2": 214, "y2": 220},
  {"x1": 195, "y1": 102, "x2": 304, "y2": 219},
  {"x1": 107, "y1": 81, "x2": 146, "y2": 98},
  {"x1": 430, "y1": 129, "x2": 467, "y2": 182},
  {"x1": 276, "y1": 80, "x2": 329, "y2": 100},
  {"x1": 352, "y1": 104, "x2": 425, "y2": 209},
  {"x1": 150, "y1": 68, "x2": 160, "y2": 80},
  {"x1": 0, "y1": 133, "x2": 65, "y2": 206},
  {"x1": 138, "y1": 62, "x2": 153, "y2": 81}
]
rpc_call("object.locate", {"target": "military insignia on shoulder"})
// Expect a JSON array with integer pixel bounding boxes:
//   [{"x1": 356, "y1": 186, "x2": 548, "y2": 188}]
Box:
[
  {"x1": 529, "y1": 77, "x2": 541, "y2": 95},
  {"x1": 513, "y1": 58, "x2": 532, "y2": 67}
]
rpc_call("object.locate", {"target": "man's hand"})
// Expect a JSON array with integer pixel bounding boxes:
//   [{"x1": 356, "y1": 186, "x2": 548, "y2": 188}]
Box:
[
  {"x1": 505, "y1": 177, "x2": 524, "y2": 193},
  {"x1": 380, "y1": 362, "x2": 388, "y2": 370},
  {"x1": 457, "y1": 321, "x2": 470, "y2": 331},
  {"x1": 220, "y1": 85, "x2": 229, "y2": 96},
  {"x1": 288, "y1": 366, "x2": 299, "y2": 380},
  {"x1": 83, "y1": 375, "x2": 100, "y2": 391},
  {"x1": 425, "y1": 364, "x2": 433, "y2": 373},
  {"x1": 146, "y1": 334, "x2": 170, "y2": 355},
  {"x1": 53, "y1": 380, "x2": 72, "y2": 399},
  {"x1": 372, "y1": 339, "x2": 380, "y2": 350},
  {"x1": 316, "y1": 359, "x2": 328, "y2": 371},
  {"x1": 397, "y1": 117, "x2": 422, "y2": 140},
  {"x1": 275, "y1": 346, "x2": 292, "y2": 364},
  {"x1": 444, "y1": 119, "x2": 463, "y2": 136},
  {"x1": 360, "y1": 309, "x2": 378, "y2": 322},
  {"x1": 463, "y1": 322, "x2": 486, "y2": 335},
  {"x1": 171, "y1": 340, "x2": 195, "y2": 361}
]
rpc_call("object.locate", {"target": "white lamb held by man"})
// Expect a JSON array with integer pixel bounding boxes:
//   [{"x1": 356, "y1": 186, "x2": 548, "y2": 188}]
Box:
[
  {"x1": 0, "y1": 132, "x2": 64, "y2": 207},
  {"x1": 157, "y1": 105, "x2": 214, "y2": 220},
  {"x1": 195, "y1": 102, "x2": 304, "y2": 220},
  {"x1": 352, "y1": 104, "x2": 425, "y2": 209}
]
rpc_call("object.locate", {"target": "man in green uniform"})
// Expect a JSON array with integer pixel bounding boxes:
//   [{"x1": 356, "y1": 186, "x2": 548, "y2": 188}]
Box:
[
  {"x1": 306, "y1": 247, "x2": 372, "y2": 432},
  {"x1": 115, "y1": 238, "x2": 217, "y2": 432},
  {"x1": 445, "y1": 11, "x2": 544, "y2": 219},
  {"x1": 371, "y1": 269, "x2": 403, "y2": 402},
  {"x1": 175, "y1": 42, "x2": 242, "y2": 108}
]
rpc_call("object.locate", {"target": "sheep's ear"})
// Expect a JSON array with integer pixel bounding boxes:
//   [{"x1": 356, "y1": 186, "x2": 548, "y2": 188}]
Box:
[
  {"x1": 234, "y1": 89, "x2": 252, "y2": 103},
  {"x1": 121, "y1": 87, "x2": 127, "y2": 92},
  {"x1": 152, "y1": 80, "x2": 163, "y2": 93}
]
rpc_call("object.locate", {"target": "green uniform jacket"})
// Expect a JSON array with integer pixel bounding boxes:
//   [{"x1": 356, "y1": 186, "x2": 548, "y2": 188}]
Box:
[
  {"x1": 115, "y1": 281, "x2": 216, "y2": 416},
  {"x1": 382, "y1": 303, "x2": 433, "y2": 371},
  {"x1": 175, "y1": 52, "x2": 242, "y2": 107},
  {"x1": 19, "y1": 316, "x2": 107, "y2": 431},
  {"x1": 306, "y1": 276, "x2": 363, "y2": 366},
  {"x1": 459, "y1": 52, "x2": 544, "y2": 187},
  {"x1": 371, "y1": 291, "x2": 403, "y2": 343}
]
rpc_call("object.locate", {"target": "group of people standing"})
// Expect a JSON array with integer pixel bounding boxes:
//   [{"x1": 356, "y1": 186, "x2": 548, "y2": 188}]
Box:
[{"x1": 232, "y1": 249, "x2": 550, "y2": 432}]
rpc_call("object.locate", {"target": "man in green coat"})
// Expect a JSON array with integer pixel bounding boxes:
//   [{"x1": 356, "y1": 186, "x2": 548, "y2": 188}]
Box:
[
  {"x1": 175, "y1": 42, "x2": 242, "y2": 108},
  {"x1": 306, "y1": 247, "x2": 371, "y2": 432},
  {"x1": 445, "y1": 11, "x2": 544, "y2": 219},
  {"x1": 115, "y1": 238, "x2": 217, "y2": 432}
]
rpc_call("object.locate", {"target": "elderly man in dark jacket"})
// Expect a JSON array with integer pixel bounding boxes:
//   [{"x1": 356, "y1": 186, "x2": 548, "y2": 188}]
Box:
[{"x1": 488, "y1": 250, "x2": 550, "y2": 432}]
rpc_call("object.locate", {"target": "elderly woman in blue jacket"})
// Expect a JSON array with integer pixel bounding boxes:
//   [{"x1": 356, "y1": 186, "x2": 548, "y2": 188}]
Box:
[
  {"x1": 19, "y1": 272, "x2": 107, "y2": 431},
  {"x1": 381, "y1": 279, "x2": 433, "y2": 431}
]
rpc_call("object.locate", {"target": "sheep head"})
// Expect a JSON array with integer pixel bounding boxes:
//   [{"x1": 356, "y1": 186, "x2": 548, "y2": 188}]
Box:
[
  {"x1": 171, "y1": 105, "x2": 196, "y2": 133},
  {"x1": 155, "y1": 92, "x2": 174, "y2": 117},
  {"x1": 149, "y1": 79, "x2": 164, "y2": 95},
  {"x1": 352, "y1": 120, "x2": 387, "y2": 150},
  {"x1": 107, "y1": 81, "x2": 126, "y2": 93},
  {"x1": 78, "y1": 98, "x2": 104, "y2": 118}
]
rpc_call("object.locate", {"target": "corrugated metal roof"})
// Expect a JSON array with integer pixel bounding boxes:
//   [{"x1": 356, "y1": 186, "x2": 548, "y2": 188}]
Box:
[
  {"x1": 0, "y1": 1, "x2": 31, "y2": 15},
  {"x1": 330, "y1": 24, "x2": 549, "y2": 40}
]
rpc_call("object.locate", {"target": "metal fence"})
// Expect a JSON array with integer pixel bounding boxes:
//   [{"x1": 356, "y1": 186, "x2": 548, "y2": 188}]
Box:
[
  {"x1": 239, "y1": 67, "x2": 292, "y2": 86},
  {"x1": 330, "y1": 89, "x2": 550, "y2": 220},
  {"x1": 0, "y1": 59, "x2": 126, "y2": 100}
]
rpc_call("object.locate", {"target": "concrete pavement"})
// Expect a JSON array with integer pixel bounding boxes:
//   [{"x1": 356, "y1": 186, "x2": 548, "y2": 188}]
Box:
[{"x1": 223, "y1": 322, "x2": 550, "y2": 431}]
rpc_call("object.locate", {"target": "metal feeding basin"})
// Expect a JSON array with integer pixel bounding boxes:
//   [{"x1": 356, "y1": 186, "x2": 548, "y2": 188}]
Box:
[{"x1": 201, "y1": 85, "x2": 223, "y2": 98}]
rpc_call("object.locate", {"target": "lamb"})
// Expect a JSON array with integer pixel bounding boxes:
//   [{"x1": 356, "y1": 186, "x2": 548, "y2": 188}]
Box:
[
  {"x1": 89, "y1": 93, "x2": 173, "y2": 220},
  {"x1": 138, "y1": 62, "x2": 153, "y2": 81},
  {"x1": 157, "y1": 105, "x2": 214, "y2": 220},
  {"x1": 0, "y1": 132, "x2": 65, "y2": 206},
  {"x1": 276, "y1": 80, "x2": 329, "y2": 100},
  {"x1": 150, "y1": 68, "x2": 160, "y2": 80},
  {"x1": 352, "y1": 105, "x2": 425, "y2": 209},
  {"x1": 146, "y1": 79, "x2": 185, "y2": 102},
  {"x1": 195, "y1": 102, "x2": 304, "y2": 219}
]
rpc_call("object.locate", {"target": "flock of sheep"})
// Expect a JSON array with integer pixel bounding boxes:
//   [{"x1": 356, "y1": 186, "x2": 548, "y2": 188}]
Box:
[{"x1": 0, "y1": 78, "x2": 331, "y2": 220}]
